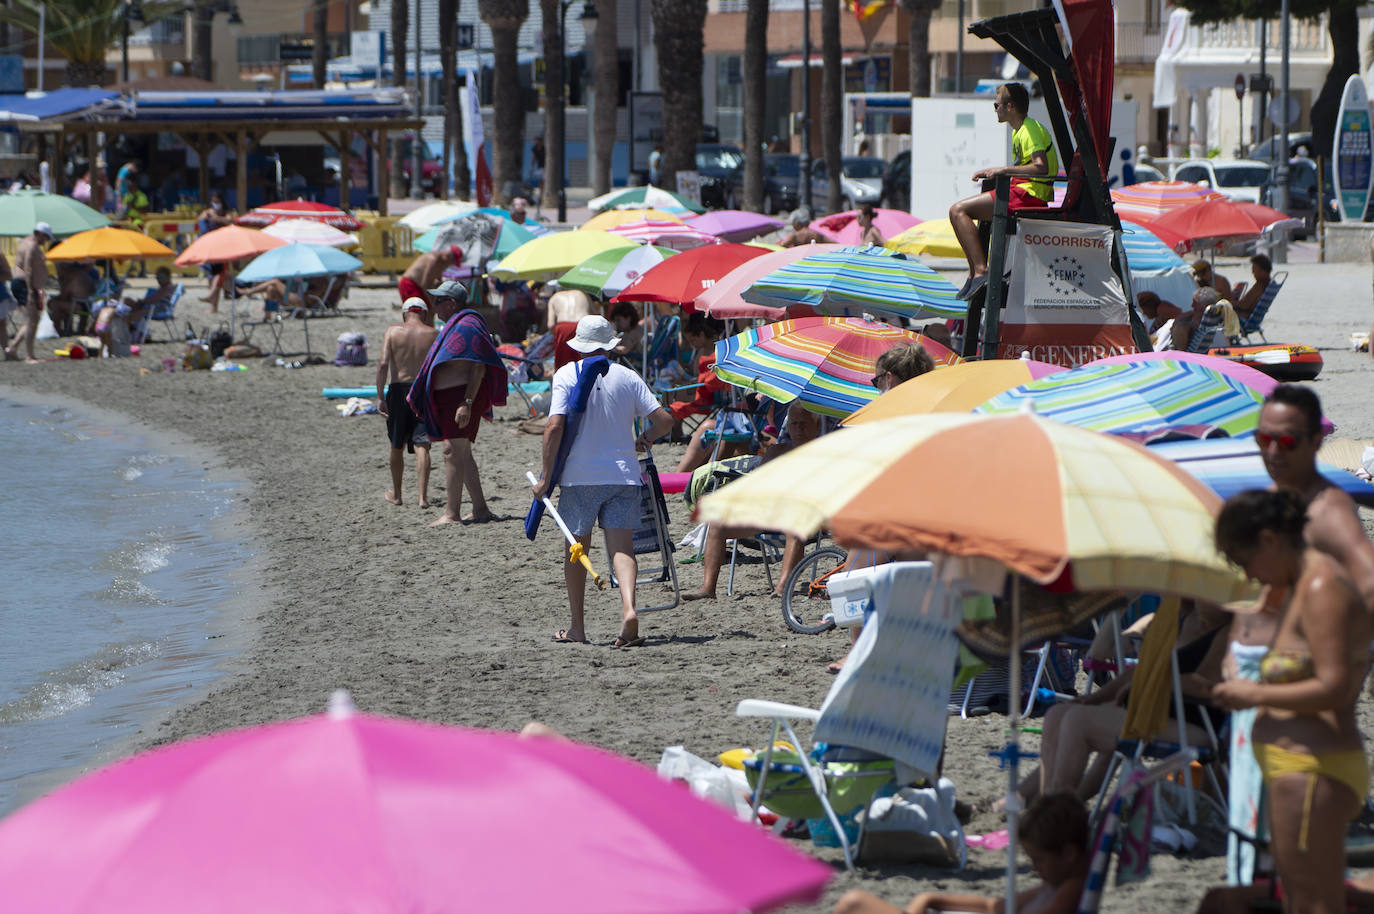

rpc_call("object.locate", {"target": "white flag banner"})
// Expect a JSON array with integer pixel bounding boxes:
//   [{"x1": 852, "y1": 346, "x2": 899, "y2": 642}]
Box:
[{"x1": 1007, "y1": 220, "x2": 1126, "y2": 319}]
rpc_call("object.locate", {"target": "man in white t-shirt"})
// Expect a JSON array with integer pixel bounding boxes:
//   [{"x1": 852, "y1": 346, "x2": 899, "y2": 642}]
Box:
[{"x1": 533, "y1": 315, "x2": 674, "y2": 647}]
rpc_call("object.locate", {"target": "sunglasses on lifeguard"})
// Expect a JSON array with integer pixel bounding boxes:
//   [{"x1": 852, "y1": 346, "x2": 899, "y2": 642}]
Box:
[{"x1": 1256, "y1": 430, "x2": 1306, "y2": 451}]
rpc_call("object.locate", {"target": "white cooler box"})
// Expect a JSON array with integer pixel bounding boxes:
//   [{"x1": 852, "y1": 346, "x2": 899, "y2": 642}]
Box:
[{"x1": 824, "y1": 565, "x2": 885, "y2": 628}]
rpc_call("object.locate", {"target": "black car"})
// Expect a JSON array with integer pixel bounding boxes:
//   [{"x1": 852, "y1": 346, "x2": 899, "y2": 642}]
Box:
[
  {"x1": 695, "y1": 143, "x2": 744, "y2": 209},
  {"x1": 882, "y1": 149, "x2": 910, "y2": 212},
  {"x1": 762, "y1": 154, "x2": 801, "y2": 214},
  {"x1": 1260, "y1": 157, "x2": 1338, "y2": 239}
]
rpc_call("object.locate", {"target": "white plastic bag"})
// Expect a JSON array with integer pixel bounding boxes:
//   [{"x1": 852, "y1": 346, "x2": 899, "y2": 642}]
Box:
[{"x1": 657, "y1": 746, "x2": 755, "y2": 821}]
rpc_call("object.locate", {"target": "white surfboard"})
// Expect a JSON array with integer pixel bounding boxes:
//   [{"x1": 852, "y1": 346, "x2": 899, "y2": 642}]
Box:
[{"x1": 1334, "y1": 74, "x2": 1373, "y2": 222}]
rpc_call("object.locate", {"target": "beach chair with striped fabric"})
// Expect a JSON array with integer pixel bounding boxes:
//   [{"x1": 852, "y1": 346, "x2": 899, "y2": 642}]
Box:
[
  {"x1": 608, "y1": 451, "x2": 679, "y2": 613},
  {"x1": 1234, "y1": 270, "x2": 1287, "y2": 343},
  {"x1": 1184, "y1": 306, "x2": 1226, "y2": 354},
  {"x1": 737, "y1": 561, "x2": 964, "y2": 870}
]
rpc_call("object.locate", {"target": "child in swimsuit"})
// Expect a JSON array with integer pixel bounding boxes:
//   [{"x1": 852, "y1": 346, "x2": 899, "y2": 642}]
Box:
[{"x1": 1212, "y1": 489, "x2": 1371, "y2": 914}]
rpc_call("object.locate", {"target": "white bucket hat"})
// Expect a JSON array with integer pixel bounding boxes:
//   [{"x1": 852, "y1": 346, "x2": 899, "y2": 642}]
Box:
[{"x1": 566, "y1": 315, "x2": 622, "y2": 353}]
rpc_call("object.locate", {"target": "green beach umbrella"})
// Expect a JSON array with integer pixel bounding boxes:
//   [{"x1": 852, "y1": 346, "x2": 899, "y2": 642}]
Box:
[
  {"x1": 587, "y1": 185, "x2": 706, "y2": 215},
  {"x1": 559, "y1": 245, "x2": 676, "y2": 298},
  {"x1": 0, "y1": 190, "x2": 109, "y2": 237}
]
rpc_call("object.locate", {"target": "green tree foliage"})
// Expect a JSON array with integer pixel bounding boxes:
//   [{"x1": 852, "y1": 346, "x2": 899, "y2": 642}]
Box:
[{"x1": 0, "y1": 0, "x2": 178, "y2": 86}]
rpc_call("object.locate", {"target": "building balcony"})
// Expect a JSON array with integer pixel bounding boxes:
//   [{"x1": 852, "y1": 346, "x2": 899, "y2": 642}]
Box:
[{"x1": 1118, "y1": 16, "x2": 1330, "y2": 66}]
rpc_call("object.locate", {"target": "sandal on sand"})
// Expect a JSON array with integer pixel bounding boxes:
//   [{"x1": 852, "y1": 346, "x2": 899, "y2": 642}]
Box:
[
  {"x1": 612, "y1": 635, "x2": 646, "y2": 648},
  {"x1": 552, "y1": 629, "x2": 587, "y2": 644}
]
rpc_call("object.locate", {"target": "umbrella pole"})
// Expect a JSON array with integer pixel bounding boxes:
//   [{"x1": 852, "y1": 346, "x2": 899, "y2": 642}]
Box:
[{"x1": 1006, "y1": 574, "x2": 1021, "y2": 914}]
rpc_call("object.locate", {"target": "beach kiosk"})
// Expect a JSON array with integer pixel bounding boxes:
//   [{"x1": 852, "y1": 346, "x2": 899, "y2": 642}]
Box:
[{"x1": 963, "y1": 0, "x2": 1153, "y2": 364}]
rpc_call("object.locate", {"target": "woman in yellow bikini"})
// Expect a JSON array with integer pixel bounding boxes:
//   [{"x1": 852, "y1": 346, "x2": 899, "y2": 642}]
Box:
[{"x1": 1212, "y1": 489, "x2": 1370, "y2": 914}]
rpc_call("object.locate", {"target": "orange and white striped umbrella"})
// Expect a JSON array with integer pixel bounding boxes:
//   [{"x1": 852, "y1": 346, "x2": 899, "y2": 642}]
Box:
[
  {"x1": 1110, "y1": 180, "x2": 1226, "y2": 223},
  {"x1": 697, "y1": 412, "x2": 1253, "y2": 604}
]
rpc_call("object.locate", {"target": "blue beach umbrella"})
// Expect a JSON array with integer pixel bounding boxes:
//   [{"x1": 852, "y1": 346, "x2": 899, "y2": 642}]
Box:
[
  {"x1": 237, "y1": 242, "x2": 362, "y2": 283},
  {"x1": 975, "y1": 360, "x2": 1264, "y2": 437},
  {"x1": 1120, "y1": 221, "x2": 1197, "y2": 309},
  {"x1": 1150, "y1": 437, "x2": 1374, "y2": 507},
  {"x1": 741, "y1": 245, "x2": 966, "y2": 321}
]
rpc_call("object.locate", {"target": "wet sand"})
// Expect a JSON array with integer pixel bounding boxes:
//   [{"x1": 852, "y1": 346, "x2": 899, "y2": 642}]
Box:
[{"x1": 3, "y1": 255, "x2": 1373, "y2": 912}]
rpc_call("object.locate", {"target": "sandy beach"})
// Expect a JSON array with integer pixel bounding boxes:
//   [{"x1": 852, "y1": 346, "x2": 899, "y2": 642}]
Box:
[{"x1": 4, "y1": 252, "x2": 1374, "y2": 912}]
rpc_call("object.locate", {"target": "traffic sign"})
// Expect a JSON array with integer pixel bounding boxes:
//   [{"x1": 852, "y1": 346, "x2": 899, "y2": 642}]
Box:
[
  {"x1": 1268, "y1": 95, "x2": 1299, "y2": 128},
  {"x1": 1235, "y1": 73, "x2": 1246, "y2": 100}
]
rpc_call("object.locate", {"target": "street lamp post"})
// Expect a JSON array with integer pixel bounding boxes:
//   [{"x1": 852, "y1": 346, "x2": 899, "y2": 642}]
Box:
[
  {"x1": 799, "y1": 0, "x2": 811, "y2": 215},
  {"x1": 122, "y1": 0, "x2": 145, "y2": 84},
  {"x1": 411, "y1": 0, "x2": 423, "y2": 199},
  {"x1": 556, "y1": 1, "x2": 597, "y2": 224}
]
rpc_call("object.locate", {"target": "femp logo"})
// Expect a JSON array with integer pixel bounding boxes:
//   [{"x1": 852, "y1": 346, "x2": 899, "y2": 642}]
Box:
[{"x1": 1046, "y1": 255, "x2": 1087, "y2": 297}]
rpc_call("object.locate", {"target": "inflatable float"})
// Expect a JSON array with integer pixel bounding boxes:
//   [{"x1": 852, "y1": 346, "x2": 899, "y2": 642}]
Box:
[{"x1": 1207, "y1": 343, "x2": 1323, "y2": 382}]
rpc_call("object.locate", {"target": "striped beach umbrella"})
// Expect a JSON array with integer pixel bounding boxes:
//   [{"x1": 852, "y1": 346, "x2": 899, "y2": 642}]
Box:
[
  {"x1": 742, "y1": 245, "x2": 966, "y2": 320},
  {"x1": 1119, "y1": 220, "x2": 1195, "y2": 305},
  {"x1": 582, "y1": 208, "x2": 684, "y2": 231},
  {"x1": 975, "y1": 360, "x2": 1264, "y2": 437},
  {"x1": 604, "y1": 218, "x2": 719, "y2": 250},
  {"x1": 587, "y1": 185, "x2": 706, "y2": 214},
  {"x1": 1149, "y1": 436, "x2": 1374, "y2": 507},
  {"x1": 1109, "y1": 180, "x2": 1225, "y2": 224},
  {"x1": 842, "y1": 358, "x2": 1066, "y2": 426},
  {"x1": 713, "y1": 316, "x2": 959, "y2": 418},
  {"x1": 695, "y1": 244, "x2": 844, "y2": 319}
]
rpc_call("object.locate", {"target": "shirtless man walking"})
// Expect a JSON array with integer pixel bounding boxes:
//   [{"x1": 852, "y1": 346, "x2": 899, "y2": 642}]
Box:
[
  {"x1": 377, "y1": 297, "x2": 439, "y2": 508},
  {"x1": 546, "y1": 287, "x2": 596, "y2": 370},
  {"x1": 398, "y1": 246, "x2": 457, "y2": 310},
  {"x1": 5, "y1": 222, "x2": 51, "y2": 362},
  {"x1": 425, "y1": 281, "x2": 493, "y2": 526}
]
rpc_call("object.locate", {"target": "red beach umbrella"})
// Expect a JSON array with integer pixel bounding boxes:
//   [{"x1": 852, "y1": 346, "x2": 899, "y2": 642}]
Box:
[
  {"x1": 236, "y1": 200, "x2": 366, "y2": 230},
  {"x1": 613, "y1": 242, "x2": 771, "y2": 307},
  {"x1": 1145, "y1": 197, "x2": 1282, "y2": 247}
]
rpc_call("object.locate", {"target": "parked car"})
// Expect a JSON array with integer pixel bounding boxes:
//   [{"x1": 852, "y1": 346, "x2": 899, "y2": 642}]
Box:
[
  {"x1": 762, "y1": 154, "x2": 801, "y2": 215},
  {"x1": 1260, "y1": 157, "x2": 1338, "y2": 239},
  {"x1": 810, "y1": 156, "x2": 886, "y2": 211},
  {"x1": 694, "y1": 143, "x2": 744, "y2": 209},
  {"x1": 882, "y1": 149, "x2": 910, "y2": 211},
  {"x1": 1128, "y1": 163, "x2": 1167, "y2": 184},
  {"x1": 1170, "y1": 158, "x2": 1271, "y2": 203},
  {"x1": 1248, "y1": 131, "x2": 1315, "y2": 164}
]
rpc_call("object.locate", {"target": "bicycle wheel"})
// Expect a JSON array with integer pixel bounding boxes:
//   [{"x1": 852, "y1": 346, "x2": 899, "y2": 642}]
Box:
[{"x1": 780, "y1": 545, "x2": 848, "y2": 635}]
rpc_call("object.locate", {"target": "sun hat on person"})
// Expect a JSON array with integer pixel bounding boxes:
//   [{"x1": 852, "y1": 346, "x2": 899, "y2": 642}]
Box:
[
  {"x1": 403, "y1": 296, "x2": 428, "y2": 313},
  {"x1": 33, "y1": 221, "x2": 51, "y2": 238},
  {"x1": 428, "y1": 280, "x2": 468, "y2": 303},
  {"x1": 567, "y1": 315, "x2": 622, "y2": 353}
]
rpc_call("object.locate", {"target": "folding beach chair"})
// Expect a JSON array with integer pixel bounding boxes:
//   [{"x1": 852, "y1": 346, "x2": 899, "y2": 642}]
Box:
[
  {"x1": 608, "y1": 450, "x2": 680, "y2": 613},
  {"x1": 1184, "y1": 306, "x2": 1227, "y2": 354},
  {"x1": 738, "y1": 561, "x2": 965, "y2": 870},
  {"x1": 1234, "y1": 271, "x2": 1287, "y2": 343},
  {"x1": 135, "y1": 283, "x2": 185, "y2": 343}
]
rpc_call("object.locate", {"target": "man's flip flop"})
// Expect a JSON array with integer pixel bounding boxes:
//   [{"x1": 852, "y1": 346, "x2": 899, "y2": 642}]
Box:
[
  {"x1": 956, "y1": 275, "x2": 974, "y2": 300},
  {"x1": 612, "y1": 636, "x2": 646, "y2": 648},
  {"x1": 961, "y1": 273, "x2": 988, "y2": 301},
  {"x1": 552, "y1": 629, "x2": 587, "y2": 644}
]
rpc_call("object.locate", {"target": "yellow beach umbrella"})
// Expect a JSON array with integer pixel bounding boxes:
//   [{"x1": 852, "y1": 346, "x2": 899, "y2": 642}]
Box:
[
  {"x1": 885, "y1": 218, "x2": 962, "y2": 259},
  {"x1": 697, "y1": 412, "x2": 1253, "y2": 605},
  {"x1": 746, "y1": 240, "x2": 784, "y2": 252},
  {"x1": 842, "y1": 358, "x2": 1067, "y2": 425},
  {"x1": 581, "y1": 209, "x2": 684, "y2": 231},
  {"x1": 489, "y1": 230, "x2": 635, "y2": 281},
  {"x1": 46, "y1": 227, "x2": 174, "y2": 261}
]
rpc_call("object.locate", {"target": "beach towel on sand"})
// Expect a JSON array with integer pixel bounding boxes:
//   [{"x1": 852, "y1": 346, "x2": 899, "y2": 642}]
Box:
[
  {"x1": 407, "y1": 309, "x2": 509, "y2": 439},
  {"x1": 525, "y1": 355, "x2": 610, "y2": 540}
]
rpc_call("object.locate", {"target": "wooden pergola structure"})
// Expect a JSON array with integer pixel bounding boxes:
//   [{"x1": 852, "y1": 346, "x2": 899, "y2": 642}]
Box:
[{"x1": 10, "y1": 90, "x2": 420, "y2": 216}]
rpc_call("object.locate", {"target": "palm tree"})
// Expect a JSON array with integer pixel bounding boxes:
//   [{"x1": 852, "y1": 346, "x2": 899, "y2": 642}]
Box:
[
  {"x1": 479, "y1": 0, "x2": 529, "y2": 205},
  {"x1": 901, "y1": 0, "x2": 942, "y2": 97},
  {"x1": 591, "y1": 0, "x2": 617, "y2": 197},
  {"x1": 538, "y1": 0, "x2": 561, "y2": 210},
  {"x1": 312, "y1": 0, "x2": 328, "y2": 88},
  {"x1": 0, "y1": 0, "x2": 174, "y2": 86},
  {"x1": 390, "y1": 0, "x2": 410, "y2": 199},
  {"x1": 649, "y1": 0, "x2": 706, "y2": 191},
  {"x1": 191, "y1": 3, "x2": 210, "y2": 81},
  {"x1": 821, "y1": 0, "x2": 842, "y2": 213},
  {"x1": 741, "y1": 0, "x2": 768, "y2": 212}
]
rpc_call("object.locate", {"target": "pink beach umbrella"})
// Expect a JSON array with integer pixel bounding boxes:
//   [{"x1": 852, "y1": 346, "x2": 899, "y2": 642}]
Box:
[
  {"x1": 809, "y1": 208, "x2": 921, "y2": 245},
  {"x1": 1085, "y1": 350, "x2": 1334, "y2": 432},
  {"x1": 695, "y1": 243, "x2": 842, "y2": 319},
  {"x1": 0, "y1": 692, "x2": 830, "y2": 914}
]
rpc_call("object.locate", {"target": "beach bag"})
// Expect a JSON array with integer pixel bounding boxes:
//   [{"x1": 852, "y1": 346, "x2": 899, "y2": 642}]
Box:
[
  {"x1": 333, "y1": 331, "x2": 367, "y2": 367},
  {"x1": 857, "y1": 778, "x2": 967, "y2": 868},
  {"x1": 209, "y1": 326, "x2": 233, "y2": 359},
  {"x1": 183, "y1": 340, "x2": 212, "y2": 370}
]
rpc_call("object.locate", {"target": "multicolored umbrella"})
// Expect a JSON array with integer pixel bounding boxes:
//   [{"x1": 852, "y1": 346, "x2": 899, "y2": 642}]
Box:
[
  {"x1": 842, "y1": 357, "x2": 1065, "y2": 426},
  {"x1": 810, "y1": 208, "x2": 921, "y2": 245},
  {"x1": 0, "y1": 693, "x2": 831, "y2": 914},
  {"x1": 582, "y1": 208, "x2": 684, "y2": 231},
  {"x1": 696, "y1": 412, "x2": 1251, "y2": 603},
  {"x1": 1150, "y1": 436, "x2": 1374, "y2": 507},
  {"x1": 588, "y1": 184, "x2": 705, "y2": 214},
  {"x1": 742, "y1": 245, "x2": 967, "y2": 320},
  {"x1": 235, "y1": 200, "x2": 364, "y2": 230},
  {"x1": 686, "y1": 210, "x2": 785, "y2": 242},
  {"x1": 45, "y1": 226, "x2": 174, "y2": 261},
  {"x1": 713, "y1": 316, "x2": 958, "y2": 418},
  {"x1": 397, "y1": 200, "x2": 481, "y2": 231},
  {"x1": 614, "y1": 242, "x2": 770, "y2": 307},
  {"x1": 975, "y1": 359, "x2": 1264, "y2": 437},
  {"x1": 604, "y1": 218, "x2": 718, "y2": 249},
  {"x1": 489, "y1": 230, "x2": 634, "y2": 281},
  {"x1": 884, "y1": 218, "x2": 962, "y2": 259},
  {"x1": 695, "y1": 244, "x2": 843, "y2": 319},
  {"x1": 0, "y1": 189, "x2": 108, "y2": 237},
  {"x1": 1109, "y1": 180, "x2": 1225, "y2": 224},
  {"x1": 262, "y1": 218, "x2": 358, "y2": 248},
  {"x1": 174, "y1": 225, "x2": 285, "y2": 266},
  {"x1": 559, "y1": 244, "x2": 676, "y2": 298},
  {"x1": 236, "y1": 242, "x2": 362, "y2": 282}
]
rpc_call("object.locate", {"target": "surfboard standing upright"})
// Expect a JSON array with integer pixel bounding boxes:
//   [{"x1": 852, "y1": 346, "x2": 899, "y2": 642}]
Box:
[{"x1": 1334, "y1": 74, "x2": 1373, "y2": 222}]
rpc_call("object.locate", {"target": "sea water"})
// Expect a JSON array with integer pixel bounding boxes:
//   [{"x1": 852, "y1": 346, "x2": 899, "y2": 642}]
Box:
[{"x1": 0, "y1": 395, "x2": 251, "y2": 814}]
